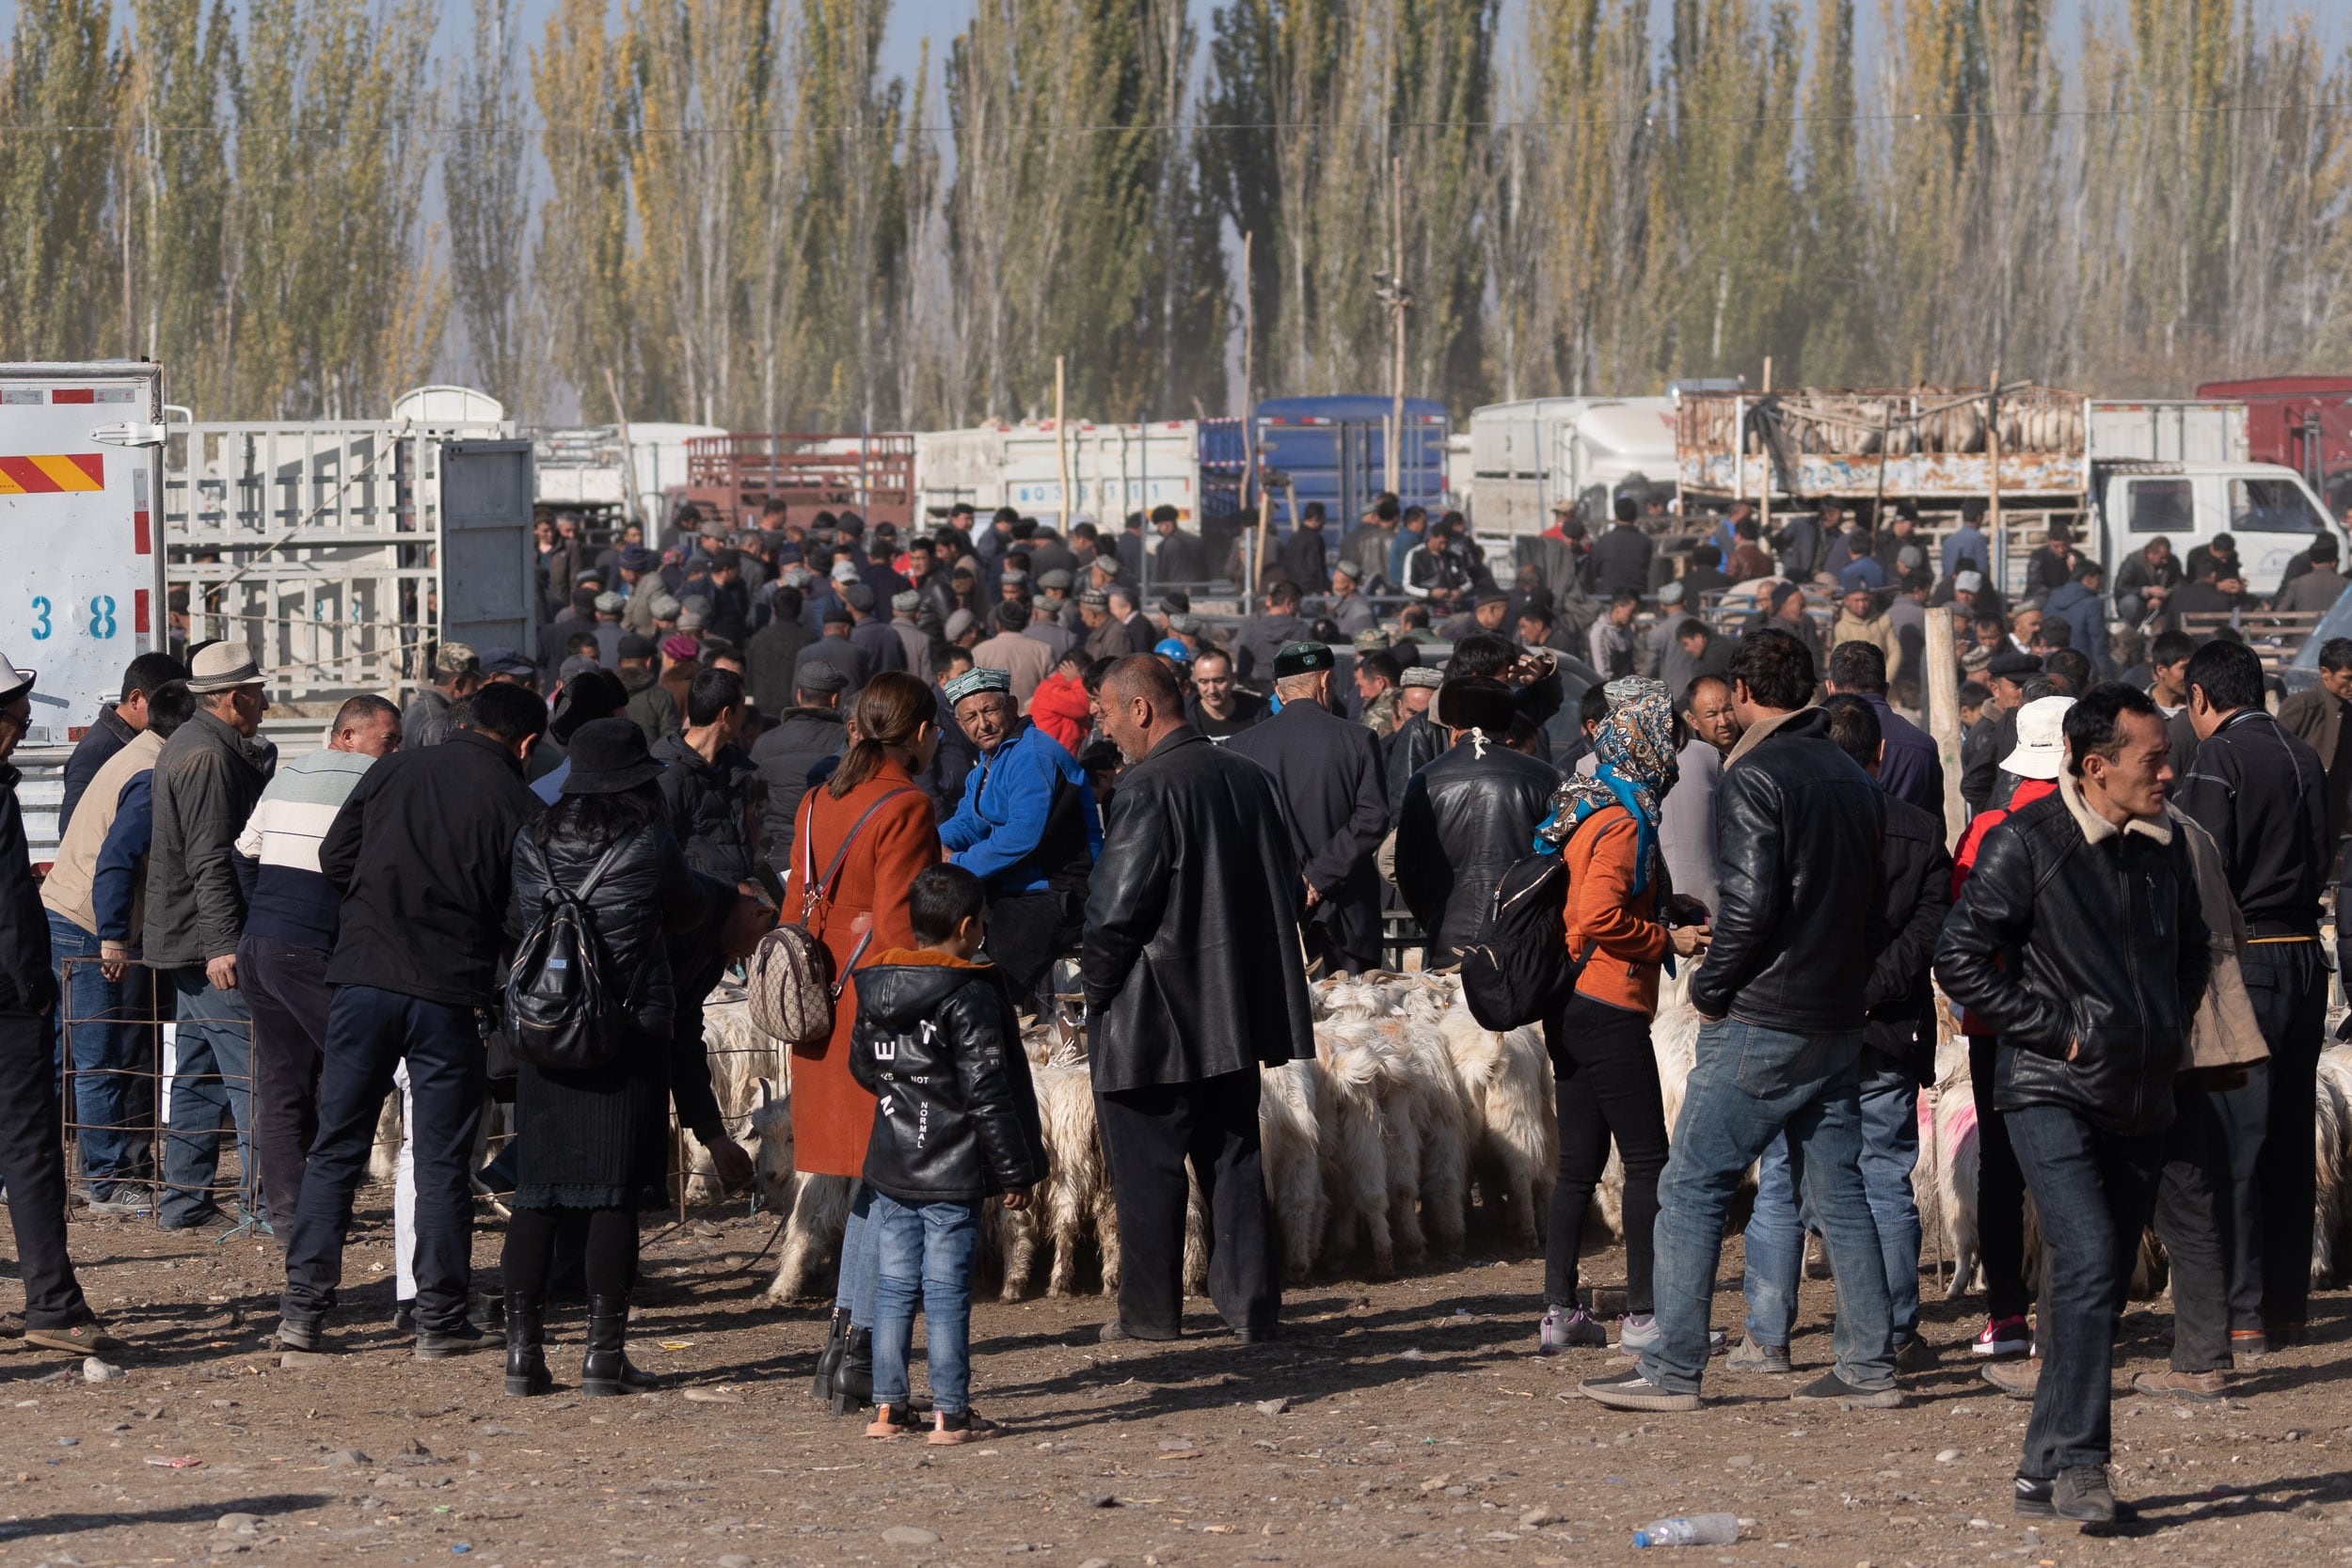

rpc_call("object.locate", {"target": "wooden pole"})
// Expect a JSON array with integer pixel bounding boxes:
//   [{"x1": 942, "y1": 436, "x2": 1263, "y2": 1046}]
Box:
[
  {"x1": 1985, "y1": 368, "x2": 2003, "y2": 590},
  {"x1": 1387, "y1": 153, "x2": 1406, "y2": 498},
  {"x1": 1758, "y1": 356, "x2": 1774, "y2": 559},
  {"x1": 1240, "y1": 230, "x2": 1256, "y2": 512},
  {"x1": 1250, "y1": 483, "x2": 1274, "y2": 614},
  {"x1": 1926, "y1": 604, "x2": 1967, "y2": 844},
  {"x1": 1055, "y1": 356, "x2": 1072, "y2": 531}
]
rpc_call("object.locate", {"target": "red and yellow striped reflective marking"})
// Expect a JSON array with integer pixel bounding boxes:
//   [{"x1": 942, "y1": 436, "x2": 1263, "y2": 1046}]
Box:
[{"x1": 0, "y1": 453, "x2": 103, "y2": 494}]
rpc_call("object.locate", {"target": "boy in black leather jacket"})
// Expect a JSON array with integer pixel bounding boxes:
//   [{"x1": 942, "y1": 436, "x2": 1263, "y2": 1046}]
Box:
[{"x1": 849, "y1": 863, "x2": 1046, "y2": 1444}]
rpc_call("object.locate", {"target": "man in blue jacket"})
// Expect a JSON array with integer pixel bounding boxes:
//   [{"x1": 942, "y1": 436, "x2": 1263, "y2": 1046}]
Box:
[
  {"x1": 2045, "y1": 561, "x2": 2112, "y2": 677},
  {"x1": 940, "y1": 668, "x2": 1102, "y2": 1011}
]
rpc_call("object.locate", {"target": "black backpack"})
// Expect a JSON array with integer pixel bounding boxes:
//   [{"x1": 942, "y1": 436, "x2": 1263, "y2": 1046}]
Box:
[
  {"x1": 505, "y1": 829, "x2": 641, "y2": 1074},
  {"x1": 1456, "y1": 817, "x2": 1597, "y2": 1032}
]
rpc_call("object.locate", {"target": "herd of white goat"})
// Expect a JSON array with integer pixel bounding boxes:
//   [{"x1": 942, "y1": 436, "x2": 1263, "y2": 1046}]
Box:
[{"x1": 684, "y1": 971, "x2": 2352, "y2": 1315}]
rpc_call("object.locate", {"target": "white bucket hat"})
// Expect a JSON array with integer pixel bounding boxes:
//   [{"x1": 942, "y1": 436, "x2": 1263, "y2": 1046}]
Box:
[{"x1": 2001, "y1": 694, "x2": 2076, "y2": 781}]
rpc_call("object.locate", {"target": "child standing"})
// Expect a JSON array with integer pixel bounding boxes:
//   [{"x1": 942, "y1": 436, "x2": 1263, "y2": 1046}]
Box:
[{"x1": 849, "y1": 863, "x2": 1048, "y2": 1442}]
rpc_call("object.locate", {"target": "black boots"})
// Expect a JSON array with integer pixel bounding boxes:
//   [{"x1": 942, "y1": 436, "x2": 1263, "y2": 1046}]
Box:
[
  {"x1": 831, "y1": 1326, "x2": 873, "y2": 1416},
  {"x1": 580, "y1": 1293, "x2": 660, "y2": 1397},
  {"x1": 504, "y1": 1291, "x2": 550, "y2": 1398},
  {"x1": 811, "y1": 1307, "x2": 850, "y2": 1401}
]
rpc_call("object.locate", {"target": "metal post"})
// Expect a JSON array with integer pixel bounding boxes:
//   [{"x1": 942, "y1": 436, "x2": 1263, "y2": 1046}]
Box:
[
  {"x1": 1055, "y1": 356, "x2": 1072, "y2": 531},
  {"x1": 1387, "y1": 155, "x2": 1406, "y2": 499}
]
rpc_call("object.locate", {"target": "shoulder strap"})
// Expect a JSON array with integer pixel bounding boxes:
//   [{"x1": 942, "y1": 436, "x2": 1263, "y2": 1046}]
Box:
[
  {"x1": 572, "y1": 828, "x2": 641, "y2": 904},
  {"x1": 804, "y1": 786, "x2": 918, "y2": 919}
]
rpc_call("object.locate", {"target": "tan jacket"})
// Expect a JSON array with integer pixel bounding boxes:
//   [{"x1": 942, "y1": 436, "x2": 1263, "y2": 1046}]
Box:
[
  {"x1": 1830, "y1": 608, "x2": 1904, "y2": 686},
  {"x1": 41, "y1": 728, "x2": 165, "y2": 945},
  {"x1": 2276, "y1": 685, "x2": 2344, "y2": 767},
  {"x1": 2165, "y1": 803, "x2": 2270, "y2": 1072},
  {"x1": 971, "y1": 631, "x2": 1056, "y2": 706}
]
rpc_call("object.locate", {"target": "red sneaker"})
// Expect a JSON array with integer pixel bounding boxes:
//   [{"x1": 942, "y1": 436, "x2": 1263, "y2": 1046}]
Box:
[{"x1": 1972, "y1": 1315, "x2": 2030, "y2": 1357}]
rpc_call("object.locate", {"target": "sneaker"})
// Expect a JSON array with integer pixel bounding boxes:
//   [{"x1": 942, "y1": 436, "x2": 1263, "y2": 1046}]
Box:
[
  {"x1": 865, "y1": 1403, "x2": 918, "y2": 1439},
  {"x1": 158, "y1": 1208, "x2": 234, "y2": 1235},
  {"x1": 2013, "y1": 1475, "x2": 2056, "y2": 1517},
  {"x1": 414, "y1": 1322, "x2": 495, "y2": 1360},
  {"x1": 78, "y1": 1190, "x2": 150, "y2": 1216},
  {"x1": 1973, "y1": 1315, "x2": 2030, "y2": 1357},
  {"x1": 1726, "y1": 1337, "x2": 1793, "y2": 1374},
  {"x1": 1613, "y1": 1314, "x2": 1726, "y2": 1358},
  {"x1": 1789, "y1": 1371, "x2": 1902, "y2": 1409},
  {"x1": 22, "y1": 1323, "x2": 127, "y2": 1356},
  {"x1": 2053, "y1": 1465, "x2": 2117, "y2": 1524},
  {"x1": 1579, "y1": 1370, "x2": 1701, "y2": 1413},
  {"x1": 1894, "y1": 1334, "x2": 1938, "y2": 1372},
  {"x1": 928, "y1": 1408, "x2": 1005, "y2": 1446},
  {"x1": 1982, "y1": 1359, "x2": 2039, "y2": 1401},
  {"x1": 1537, "y1": 1307, "x2": 1609, "y2": 1354},
  {"x1": 2133, "y1": 1368, "x2": 2226, "y2": 1402},
  {"x1": 2229, "y1": 1328, "x2": 2268, "y2": 1361}
]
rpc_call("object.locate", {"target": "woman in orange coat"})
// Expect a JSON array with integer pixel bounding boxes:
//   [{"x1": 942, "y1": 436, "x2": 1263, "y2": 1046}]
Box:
[
  {"x1": 1532, "y1": 676, "x2": 1708, "y2": 1357},
  {"x1": 781, "y1": 671, "x2": 943, "y2": 1412}
]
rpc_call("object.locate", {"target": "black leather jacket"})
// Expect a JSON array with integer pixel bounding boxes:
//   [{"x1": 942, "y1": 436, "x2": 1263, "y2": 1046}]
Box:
[
  {"x1": 1689, "y1": 708, "x2": 1887, "y2": 1032},
  {"x1": 1935, "y1": 787, "x2": 2208, "y2": 1138},
  {"x1": 848, "y1": 956, "x2": 1046, "y2": 1203},
  {"x1": 1866, "y1": 794, "x2": 1954, "y2": 1085},
  {"x1": 651, "y1": 734, "x2": 765, "y2": 886},
  {"x1": 1392, "y1": 737, "x2": 1559, "y2": 962},
  {"x1": 1384, "y1": 710, "x2": 1446, "y2": 801},
  {"x1": 1081, "y1": 727, "x2": 1316, "y2": 1093}
]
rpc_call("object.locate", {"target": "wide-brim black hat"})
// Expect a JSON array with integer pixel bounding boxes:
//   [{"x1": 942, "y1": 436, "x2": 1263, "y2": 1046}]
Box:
[
  {"x1": 561, "y1": 716, "x2": 664, "y2": 795},
  {"x1": 549, "y1": 671, "x2": 631, "y2": 745}
]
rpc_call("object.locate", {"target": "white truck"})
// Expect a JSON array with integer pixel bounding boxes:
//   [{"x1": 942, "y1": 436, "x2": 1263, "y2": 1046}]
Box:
[
  {"x1": 1466, "y1": 396, "x2": 1679, "y2": 541},
  {"x1": 1672, "y1": 387, "x2": 2343, "y2": 596},
  {"x1": 914, "y1": 419, "x2": 1248, "y2": 531}
]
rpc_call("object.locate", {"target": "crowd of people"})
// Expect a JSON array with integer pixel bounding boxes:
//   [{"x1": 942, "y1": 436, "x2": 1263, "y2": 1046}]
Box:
[{"x1": 0, "y1": 484, "x2": 2342, "y2": 1493}]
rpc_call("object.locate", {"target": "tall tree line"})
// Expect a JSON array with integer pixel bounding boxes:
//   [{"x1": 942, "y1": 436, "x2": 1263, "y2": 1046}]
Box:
[{"x1": 1, "y1": 0, "x2": 2347, "y2": 423}]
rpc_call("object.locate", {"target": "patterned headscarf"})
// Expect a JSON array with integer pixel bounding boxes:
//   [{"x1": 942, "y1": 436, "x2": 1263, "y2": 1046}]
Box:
[{"x1": 1535, "y1": 677, "x2": 1680, "y2": 893}]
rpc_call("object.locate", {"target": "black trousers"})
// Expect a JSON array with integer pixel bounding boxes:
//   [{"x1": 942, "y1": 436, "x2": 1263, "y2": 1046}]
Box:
[
  {"x1": 1968, "y1": 1035, "x2": 2031, "y2": 1322},
  {"x1": 1096, "y1": 1069, "x2": 1277, "y2": 1339},
  {"x1": 2151, "y1": 1082, "x2": 2231, "y2": 1374},
  {"x1": 503, "y1": 1204, "x2": 637, "y2": 1302},
  {"x1": 2229, "y1": 940, "x2": 2326, "y2": 1329},
  {"x1": 1544, "y1": 993, "x2": 1668, "y2": 1313},
  {"x1": 280, "y1": 986, "x2": 485, "y2": 1334},
  {"x1": 0, "y1": 1010, "x2": 96, "y2": 1326},
  {"x1": 239, "y1": 935, "x2": 333, "y2": 1229}
]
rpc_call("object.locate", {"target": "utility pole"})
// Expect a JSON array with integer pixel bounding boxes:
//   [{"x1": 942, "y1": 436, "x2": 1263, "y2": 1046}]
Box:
[
  {"x1": 1241, "y1": 230, "x2": 1256, "y2": 511},
  {"x1": 1375, "y1": 155, "x2": 1412, "y2": 499}
]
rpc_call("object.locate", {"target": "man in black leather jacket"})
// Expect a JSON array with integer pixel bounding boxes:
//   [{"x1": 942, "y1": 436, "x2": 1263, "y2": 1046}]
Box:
[
  {"x1": 1737, "y1": 695, "x2": 1952, "y2": 1376},
  {"x1": 1082, "y1": 656, "x2": 1315, "y2": 1343},
  {"x1": 1935, "y1": 684, "x2": 2209, "y2": 1526},
  {"x1": 1393, "y1": 678, "x2": 1558, "y2": 965},
  {"x1": 1585, "y1": 628, "x2": 1896, "y2": 1418}
]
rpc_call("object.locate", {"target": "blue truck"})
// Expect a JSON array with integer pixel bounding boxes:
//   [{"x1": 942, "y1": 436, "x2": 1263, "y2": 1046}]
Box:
[{"x1": 1252, "y1": 395, "x2": 1450, "y2": 527}]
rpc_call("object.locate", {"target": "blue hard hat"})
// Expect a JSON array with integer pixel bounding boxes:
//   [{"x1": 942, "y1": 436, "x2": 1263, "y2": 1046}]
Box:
[{"x1": 1153, "y1": 638, "x2": 1193, "y2": 664}]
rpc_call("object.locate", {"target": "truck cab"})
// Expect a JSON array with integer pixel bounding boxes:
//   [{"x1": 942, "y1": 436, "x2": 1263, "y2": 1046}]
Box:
[{"x1": 2090, "y1": 461, "x2": 2344, "y2": 595}]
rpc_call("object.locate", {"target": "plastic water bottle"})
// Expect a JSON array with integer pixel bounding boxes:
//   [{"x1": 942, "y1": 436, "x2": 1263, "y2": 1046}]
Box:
[{"x1": 1632, "y1": 1513, "x2": 1740, "y2": 1548}]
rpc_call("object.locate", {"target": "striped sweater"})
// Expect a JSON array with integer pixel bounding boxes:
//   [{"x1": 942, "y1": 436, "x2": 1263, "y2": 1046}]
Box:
[{"x1": 233, "y1": 748, "x2": 380, "y2": 948}]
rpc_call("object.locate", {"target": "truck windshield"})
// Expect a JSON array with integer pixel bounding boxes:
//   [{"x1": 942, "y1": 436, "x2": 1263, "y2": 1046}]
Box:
[{"x1": 2231, "y1": 478, "x2": 2325, "y2": 533}]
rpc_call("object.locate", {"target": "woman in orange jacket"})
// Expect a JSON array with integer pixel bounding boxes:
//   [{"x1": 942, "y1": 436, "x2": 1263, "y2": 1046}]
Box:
[
  {"x1": 781, "y1": 672, "x2": 945, "y2": 1412},
  {"x1": 1533, "y1": 676, "x2": 1709, "y2": 1356}
]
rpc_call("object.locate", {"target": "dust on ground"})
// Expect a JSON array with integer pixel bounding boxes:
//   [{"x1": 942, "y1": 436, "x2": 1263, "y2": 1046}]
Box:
[{"x1": 2, "y1": 1199, "x2": 2347, "y2": 1567}]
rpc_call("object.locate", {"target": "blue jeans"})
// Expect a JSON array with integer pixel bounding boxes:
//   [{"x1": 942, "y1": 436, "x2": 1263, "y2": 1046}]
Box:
[
  {"x1": 160, "y1": 965, "x2": 257, "y2": 1227},
  {"x1": 46, "y1": 912, "x2": 151, "y2": 1197},
  {"x1": 1742, "y1": 1053, "x2": 1922, "y2": 1345},
  {"x1": 2005, "y1": 1103, "x2": 2165, "y2": 1477},
  {"x1": 1645, "y1": 1018, "x2": 1892, "y2": 1396},
  {"x1": 835, "y1": 1182, "x2": 880, "y2": 1324},
  {"x1": 280, "y1": 986, "x2": 485, "y2": 1333},
  {"x1": 866, "y1": 1191, "x2": 982, "y2": 1417}
]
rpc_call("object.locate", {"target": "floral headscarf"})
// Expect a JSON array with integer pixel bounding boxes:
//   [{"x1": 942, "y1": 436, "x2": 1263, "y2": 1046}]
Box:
[{"x1": 1535, "y1": 676, "x2": 1680, "y2": 893}]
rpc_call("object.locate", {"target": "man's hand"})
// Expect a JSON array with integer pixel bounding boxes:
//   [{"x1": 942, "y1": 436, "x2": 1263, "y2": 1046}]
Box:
[
  {"x1": 100, "y1": 946, "x2": 130, "y2": 984},
  {"x1": 2066, "y1": 1037, "x2": 2080, "y2": 1063},
  {"x1": 205, "y1": 953, "x2": 237, "y2": 991},
  {"x1": 719, "y1": 895, "x2": 777, "y2": 959},
  {"x1": 701, "y1": 1135, "x2": 754, "y2": 1193},
  {"x1": 1002, "y1": 1190, "x2": 1031, "y2": 1212},
  {"x1": 1668, "y1": 923, "x2": 1710, "y2": 958},
  {"x1": 1302, "y1": 879, "x2": 1323, "y2": 911}
]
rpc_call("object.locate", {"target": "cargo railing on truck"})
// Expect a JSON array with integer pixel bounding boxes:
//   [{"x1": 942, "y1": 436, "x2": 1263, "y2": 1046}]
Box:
[{"x1": 686, "y1": 433, "x2": 914, "y2": 533}]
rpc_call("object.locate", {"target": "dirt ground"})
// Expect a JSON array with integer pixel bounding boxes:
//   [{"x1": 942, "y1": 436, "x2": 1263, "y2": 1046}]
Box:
[{"x1": 2, "y1": 1196, "x2": 2349, "y2": 1568}]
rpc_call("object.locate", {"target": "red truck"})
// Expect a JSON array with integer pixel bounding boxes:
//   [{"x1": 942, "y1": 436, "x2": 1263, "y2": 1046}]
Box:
[
  {"x1": 684, "y1": 433, "x2": 916, "y2": 533},
  {"x1": 2196, "y1": 376, "x2": 2352, "y2": 516}
]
